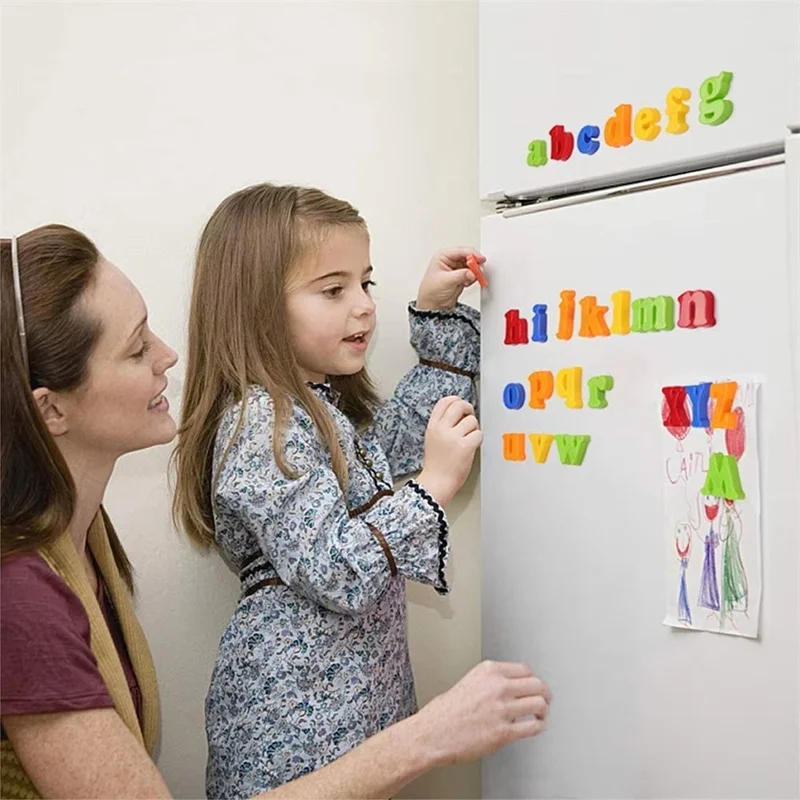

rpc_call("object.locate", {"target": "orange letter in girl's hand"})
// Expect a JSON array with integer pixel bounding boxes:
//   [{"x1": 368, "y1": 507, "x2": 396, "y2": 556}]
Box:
[{"x1": 466, "y1": 254, "x2": 488, "y2": 288}]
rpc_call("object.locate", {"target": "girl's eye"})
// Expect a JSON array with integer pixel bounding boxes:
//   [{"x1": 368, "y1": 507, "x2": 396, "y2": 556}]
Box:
[
  {"x1": 132, "y1": 340, "x2": 152, "y2": 360},
  {"x1": 362, "y1": 280, "x2": 377, "y2": 292},
  {"x1": 323, "y1": 286, "x2": 343, "y2": 298}
]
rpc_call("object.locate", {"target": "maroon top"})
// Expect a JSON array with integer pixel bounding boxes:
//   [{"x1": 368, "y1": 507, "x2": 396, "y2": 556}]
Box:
[{"x1": 0, "y1": 551, "x2": 143, "y2": 739}]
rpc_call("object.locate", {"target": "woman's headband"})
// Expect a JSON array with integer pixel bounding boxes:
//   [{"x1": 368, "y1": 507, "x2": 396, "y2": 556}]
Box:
[{"x1": 10, "y1": 236, "x2": 30, "y2": 375}]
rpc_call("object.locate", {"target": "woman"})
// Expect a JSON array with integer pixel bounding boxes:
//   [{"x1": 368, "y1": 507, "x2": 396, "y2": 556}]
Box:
[{"x1": 1, "y1": 224, "x2": 551, "y2": 799}]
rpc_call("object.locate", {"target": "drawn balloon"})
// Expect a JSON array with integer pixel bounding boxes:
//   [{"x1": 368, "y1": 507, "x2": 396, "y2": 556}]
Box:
[
  {"x1": 725, "y1": 406, "x2": 746, "y2": 461},
  {"x1": 662, "y1": 396, "x2": 690, "y2": 451}
]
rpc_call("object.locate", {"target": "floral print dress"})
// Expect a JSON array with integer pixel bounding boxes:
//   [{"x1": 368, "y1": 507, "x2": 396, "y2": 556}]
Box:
[{"x1": 204, "y1": 302, "x2": 480, "y2": 799}]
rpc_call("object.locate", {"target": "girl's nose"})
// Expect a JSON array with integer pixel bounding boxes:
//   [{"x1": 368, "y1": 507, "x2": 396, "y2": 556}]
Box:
[{"x1": 355, "y1": 293, "x2": 376, "y2": 317}]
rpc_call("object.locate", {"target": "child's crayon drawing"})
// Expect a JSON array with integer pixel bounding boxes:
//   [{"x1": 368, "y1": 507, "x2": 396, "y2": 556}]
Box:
[{"x1": 662, "y1": 378, "x2": 761, "y2": 638}]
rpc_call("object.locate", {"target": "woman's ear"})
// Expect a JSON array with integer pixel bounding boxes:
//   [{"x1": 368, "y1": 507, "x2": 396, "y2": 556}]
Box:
[{"x1": 31, "y1": 387, "x2": 69, "y2": 437}]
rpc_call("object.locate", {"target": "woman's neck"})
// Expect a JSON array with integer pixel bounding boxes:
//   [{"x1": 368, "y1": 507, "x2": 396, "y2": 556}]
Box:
[{"x1": 60, "y1": 443, "x2": 116, "y2": 558}]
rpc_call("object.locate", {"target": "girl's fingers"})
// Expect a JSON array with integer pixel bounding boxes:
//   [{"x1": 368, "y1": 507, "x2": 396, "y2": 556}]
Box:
[
  {"x1": 454, "y1": 415, "x2": 479, "y2": 436},
  {"x1": 441, "y1": 399, "x2": 474, "y2": 427}
]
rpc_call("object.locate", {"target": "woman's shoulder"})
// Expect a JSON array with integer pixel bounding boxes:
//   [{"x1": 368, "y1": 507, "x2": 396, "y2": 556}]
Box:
[
  {"x1": 1, "y1": 550, "x2": 115, "y2": 721},
  {"x1": 2, "y1": 550, "x2": 71, "y2": 597},
  {"x1": 1, "y1": 550, "x2": 89, "y2": 638}
]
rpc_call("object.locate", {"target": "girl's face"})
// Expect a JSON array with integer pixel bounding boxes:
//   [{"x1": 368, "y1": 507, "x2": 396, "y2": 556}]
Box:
[
  {"x1": 41, "y1": 258, "x2": 179, "y2": 460},
  {"x1": 285, "y1": 227, "x2": 376, "y2": 383}
]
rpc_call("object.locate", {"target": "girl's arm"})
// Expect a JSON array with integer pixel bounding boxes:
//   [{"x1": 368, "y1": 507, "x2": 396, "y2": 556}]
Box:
[
  {"x1": 215, "y1": 392, "x2": 463, "y2": 612},
  {"x1": 364, "y1": 301, "x2": 480, "y2": 478}
]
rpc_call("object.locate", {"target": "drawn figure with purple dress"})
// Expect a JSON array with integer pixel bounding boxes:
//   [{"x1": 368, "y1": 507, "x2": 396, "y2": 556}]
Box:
[
  {"x1": 697, "y1": 495, "x2": 721, "y2": 613},
  {"x1": 720, "y1": 498, "x2": 748, "y2": 626},
  {"x1": 674, "y1": 522, "x2": 693, "y2": 624}
]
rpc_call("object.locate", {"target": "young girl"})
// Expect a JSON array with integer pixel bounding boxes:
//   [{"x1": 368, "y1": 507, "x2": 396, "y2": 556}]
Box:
[{"x1": 172, "y1": 183, "x2": 490, "y2": 798}]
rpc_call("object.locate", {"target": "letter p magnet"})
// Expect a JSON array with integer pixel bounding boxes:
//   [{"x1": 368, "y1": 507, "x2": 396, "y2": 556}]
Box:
[{"x1": 528, "y1": 370, "x2": 554, "y2": 409}]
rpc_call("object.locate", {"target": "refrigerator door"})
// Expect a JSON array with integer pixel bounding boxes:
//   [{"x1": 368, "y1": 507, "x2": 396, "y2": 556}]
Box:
[
  {"x1": 480, "y1": 159, "x2": 799, "y2": 798},
  {"x1": 479, "y1": 0, "x2": 800, "y2": 198}
]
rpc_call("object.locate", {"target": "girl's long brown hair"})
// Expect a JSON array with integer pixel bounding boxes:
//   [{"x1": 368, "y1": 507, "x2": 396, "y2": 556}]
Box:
[
  {"x1": 1, "y1": 225, "x2": 134, "y2": 590},
  {"x1": 172, "y1": 184, "x2": 380, "y2": 549}
]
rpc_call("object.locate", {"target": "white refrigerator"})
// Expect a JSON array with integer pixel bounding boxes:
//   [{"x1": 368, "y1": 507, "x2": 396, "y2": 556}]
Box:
[{"x1": 478, "y1": 2, "x2": 800, "y2": 798}]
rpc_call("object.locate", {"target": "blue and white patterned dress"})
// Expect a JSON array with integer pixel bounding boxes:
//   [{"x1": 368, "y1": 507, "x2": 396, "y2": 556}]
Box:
[{"x1": 205, "y1": 302, "x2": 480, "y2": 799}]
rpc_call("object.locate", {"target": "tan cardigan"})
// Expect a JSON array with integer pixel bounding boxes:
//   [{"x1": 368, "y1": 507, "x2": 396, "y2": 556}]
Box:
[{"x1": 0, "y1": 511, "x2": 160, "y2": 799}]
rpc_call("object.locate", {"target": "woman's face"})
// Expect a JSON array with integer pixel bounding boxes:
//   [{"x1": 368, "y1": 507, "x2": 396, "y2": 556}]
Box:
[{"x1": 52, "y1": 258, "x2": 178, "y2": 459}]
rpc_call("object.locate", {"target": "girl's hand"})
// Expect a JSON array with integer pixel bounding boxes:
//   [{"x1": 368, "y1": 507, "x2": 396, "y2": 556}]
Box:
[
  {"x1": 417, "y1": 396, "x2": 482, "y2": 506},
  {"x1": 416, "y1": 247, "x2": 486, "y2": 311}
]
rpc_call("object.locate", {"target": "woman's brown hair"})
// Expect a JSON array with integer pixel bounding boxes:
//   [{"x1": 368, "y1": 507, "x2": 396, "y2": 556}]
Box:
[
  {"x1": 1, "y1": 225, "x2": 134, "y2": 590},
  {"x1": 172, "y1": 183, "x2": 380, "y2": 549}
]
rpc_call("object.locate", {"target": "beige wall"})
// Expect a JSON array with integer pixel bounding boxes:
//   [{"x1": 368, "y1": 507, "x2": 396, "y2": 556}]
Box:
[{"x1": 1, "y1": 2, "x2": 481, "y2": 798}]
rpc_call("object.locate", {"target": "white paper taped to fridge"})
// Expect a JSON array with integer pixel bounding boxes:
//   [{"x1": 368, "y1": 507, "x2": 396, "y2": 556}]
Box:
[{"x1": 661, "y1": 377, "x2": 762, "y2": 639}]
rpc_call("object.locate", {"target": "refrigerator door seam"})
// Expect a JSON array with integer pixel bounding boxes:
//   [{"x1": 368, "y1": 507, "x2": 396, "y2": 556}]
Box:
[
  {"x1": 501, "y1": 154, "x2": 784, "y2": 218},
  {"x1": 492, "y1": 140, "x2": 785, "y2": 210}
]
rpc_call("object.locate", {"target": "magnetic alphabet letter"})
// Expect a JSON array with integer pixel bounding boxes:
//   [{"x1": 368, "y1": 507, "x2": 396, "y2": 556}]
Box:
[
  {"x1": 588, "y1": 375, "x2": 614, "y2": 409},
  {"x1": 529, "y1": 433, "x2": 555, "y2": 463},
  {"x1": 527, "y1": 139, "x2": 549, "y2": 167},
  {"x1": 532, "y1": 304, "x2": 548, "y2": 343},
  {"x1": 556, "y1": 367, "x2": 583, "y2": 409},
  {"x1": 578, "y1": 296, "x2": 611, "y2": 338},
  {"x1": 610, "y1": 290, "x2": 631, "y2": 334},
  {"x1": 528, "y1": 371, "x2": 554, "y2": 410},
  {"x1": 701, "y1": 452, "x2": 745, "y2": 499},
  {"x1": 504, "y1": 309, "x2": 529, "y2": 345},
  {"x1": 709, "y1": 381, "x2": 738, "y2": 429},
  {"x1": 557, "y1": 290, "x2": 576, "y2": 341},
  {"x1": 665, "y1": 86, "x2": 691, "y2": 134},
  {"x1": 503, "y1": 433, "x2": 526, "y2": 461},
  {"x1": 662, "y1": 386, "x2": 691, "y2": 428},
  {"x1": 686, "y1": 382, "x2": 712, "y2": 427},
  {"x1": 577, "y1": 125, "x2": 600, "y2": 155},
  {"x1": 677, "y1": 290, "x2": 716, "y2": 328},
  {"x1": 503, "y1": 383, "x2": 526, "y2": 410},
  {"x1": 698, "y1": 71, "x2": 734, "y2": 126},
  {"x1": 549, "y1": 125, "x2": 575, "y2": 161},
  {"x1": 554, "y1": 434, "x2": 591, "y2": 466},
  {"x1": 604, "y1": 104, "x2": 633, "y2": 148},
  {"x1": 634, "y1": 107, "x2": 661, "y2": 141},
  {"x1": 632, "y1": 296, "x2": 675, "y2": 333}
]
